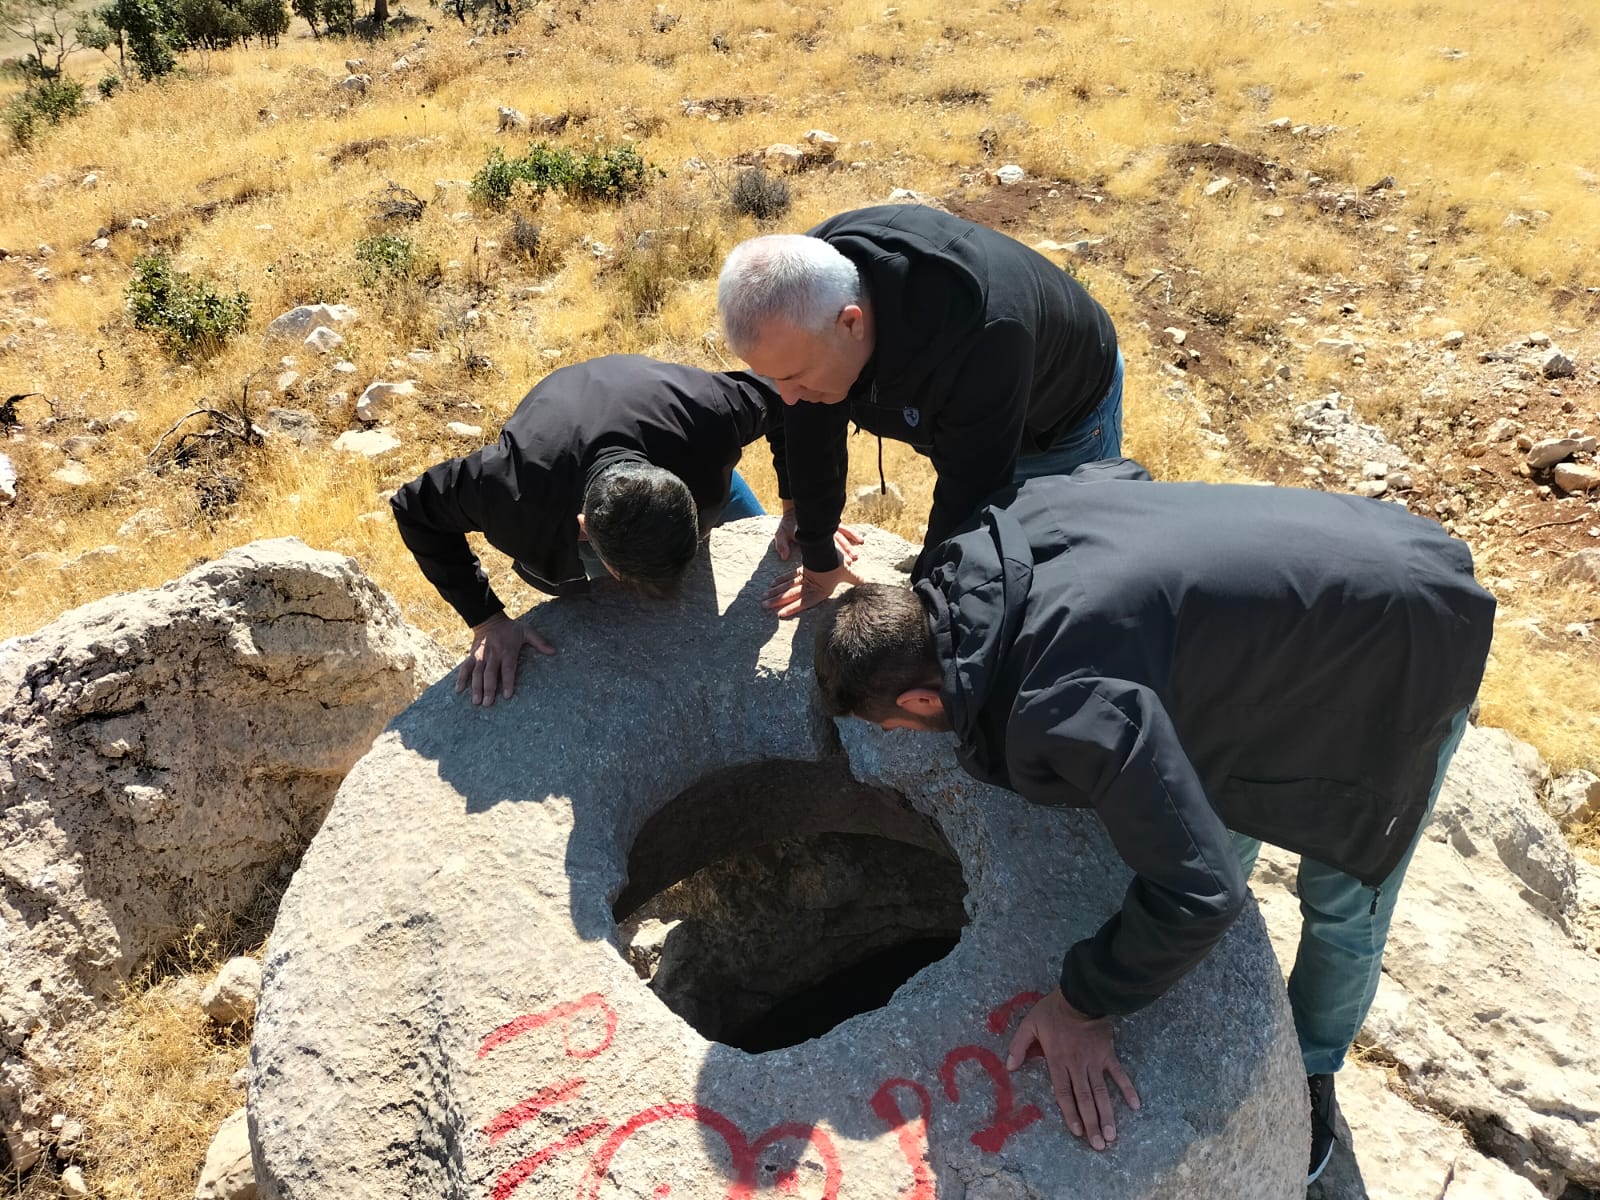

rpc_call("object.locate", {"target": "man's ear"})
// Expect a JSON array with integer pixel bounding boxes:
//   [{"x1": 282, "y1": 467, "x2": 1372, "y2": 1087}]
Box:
[
  {"x1": 839, "y1": 303, "x2": 867, "y2": 341},
  {"x1": 895, "y1": 686, "x2": 944, "y2": 718},
  {"x1": 576, "y1": 512, "x2": 589, "y2": 542}
]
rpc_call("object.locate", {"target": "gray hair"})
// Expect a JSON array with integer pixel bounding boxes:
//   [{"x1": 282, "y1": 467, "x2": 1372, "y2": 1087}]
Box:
[{"x1": 717, "y1": 234, "x2": 862, "y2": 355}]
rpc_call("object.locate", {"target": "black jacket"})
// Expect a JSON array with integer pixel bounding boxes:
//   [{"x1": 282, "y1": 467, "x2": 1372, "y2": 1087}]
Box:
[
  {"x1": 773, "y1": 205, "x2": 1118, "y2": 573},
  {"x1": 390, "y1": 356, "x2": 779, "y2": 627},
  {"x1": 915, "y1": 461, "x2": 1496, "y2": 1018}
]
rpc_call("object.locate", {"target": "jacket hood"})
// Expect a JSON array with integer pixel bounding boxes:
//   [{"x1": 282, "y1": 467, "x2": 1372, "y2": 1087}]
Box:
[{"x1": 915, "y1": 501, "x2": 1034, "y2": 766}]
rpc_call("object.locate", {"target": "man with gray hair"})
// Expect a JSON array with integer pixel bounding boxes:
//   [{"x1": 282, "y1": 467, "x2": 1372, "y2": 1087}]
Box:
[{"x1": 718, "y1": 204, "x2": 1123, "y2": 616}]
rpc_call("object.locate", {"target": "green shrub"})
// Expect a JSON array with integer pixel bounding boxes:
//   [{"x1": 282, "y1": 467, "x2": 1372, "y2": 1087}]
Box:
[
  {"x1": 3, "y1": 77, "x2": 85, "y2": 147},
  {"x1": 98, "y1": 73, "x2": 123, "y2": 98},
  {"x1": 125, "y1": 253, "x2": 252, "y2": 359},
  {"x1": 469, "y1": 142, "x2": 654, "y2": 209},
  {"x1": 354, "y1": 233, "x2": 435, "y2": 286},
  {"x1": 727, "y1": 166, "x2": 791, "y2": 222}
]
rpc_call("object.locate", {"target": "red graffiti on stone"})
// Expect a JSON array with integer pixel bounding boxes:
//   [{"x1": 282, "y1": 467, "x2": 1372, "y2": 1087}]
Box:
[
  {"x1": 485, "y1": 1078, "x2": 589, "y2": 1146},
  {"x1": 869, "y1": 1078, "x2": 936, "y2": 1200},
  {"x1": 939, "y1": 1045, "x2": 1043, "y2": 1153},
  {"x1": 580, "y1": 1104, "x2": 842, "y2": 1200},
  {"x1": 490, "y1": 1121, "x2": 609, "y2": 1200},
  {"x1": 986, "y1": 991, "x2": 1045, "y2": 1037},
  {"x1": 479, "y1": 992, "x2": 619, "y2": 1061}
]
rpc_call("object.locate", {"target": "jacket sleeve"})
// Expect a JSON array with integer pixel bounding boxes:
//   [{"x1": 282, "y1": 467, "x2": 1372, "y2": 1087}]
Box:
[
  {"x1": 776, "y1": 399, "x2": 852, "y2": 572},
  {"x1": 389, "y1": 446, "x2": 528, "y2": 629},
  {"x1": 924, "y1": 319, "x2": 1035, "y2": 550},
  {"x1": 1007, "y1": 676, "x2": 1247, "y2": 1019}
]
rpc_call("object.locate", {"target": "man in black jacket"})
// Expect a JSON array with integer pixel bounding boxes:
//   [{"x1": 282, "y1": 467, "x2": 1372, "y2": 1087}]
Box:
[
  {"x1": 717, "y1": 204, "x2": 1123, "y2": 617},
  {"x1": 391, "y1": 355, "x2": 794, "y2": 705},
  {"x1": 812, "y1": 461, "x2": 1495, "y2": 1183}
]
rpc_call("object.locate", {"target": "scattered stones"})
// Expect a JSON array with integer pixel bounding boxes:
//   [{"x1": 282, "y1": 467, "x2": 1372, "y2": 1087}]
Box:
[
  {"x1": 1203, "y1": 176, "x2": 1232, "y2": 196},
  {"x1": 496, "y1": 106, "x2": 528, "y2": 132},
  {"x1": 1353, "y1": 479, "x2": 1388, "y2": 498},
  {"x1": 445, "y1": 421, "x2": 483, "y2": 439},
  {"x1": 90, "y1": 237, "x2": 109, "y2": 251},
  {"x1": 339, "y1": 74, "x2": 370, "y2": 94},
  {"x1": 304, "y1": 326, "x2": 345, "y2": 354},
  {"x1": 195, "y1": 1108, "x2": 258, "y2": 1200},
  {"x1": 802, "y1": 129, "x2": 839, "y2": 162},
  {"x1": 275, "y1": 370, "x2": 300, "y2": 396},
  {"x1": 1526, "y1": 438, "x2": 1581, "y2": 469},
  {"x1": 264, "y1": 408, "x2": 320, "y2": 448},
  {"x1": 266, "y1": 304, "x2": 358, "y2": 342},
  {"x1": 762, "y1": 142, "x2": 805, "y2": 172},
  {"x1": 0, "y1": 452, "x2": 16, "y2": 506},
  {"x1": 86, "y1": 409, "x2": 138, "y2": 433},
  {"x1": 355, "y1": 379, "x2": 416, "y2": 424},
  {"x1": 331, "y1": 429, "x2": 401, "y2": 457},
  {"x1": 1362, "y1": 460, "x2": 1388, "y2": 480},
  {"x1": 1542, "y1": 349, "x2": 1576, "y2": 379},
  {"x1": 1527, "y1": 331, "x2": 1552, "y2": 348},
  {"x1": 332, "y1": 360, "x2": 358, "y2": 375},
  {"x1": 345, "y1": 58, "x2": 365, "y2": 72},
  {"x1": 59, "y1": 1166, "x2": 89, "y2": 1199},
  {"x1": 1292, "y1": 396, "x2": 1407, "y2": 472},
  {"x1": 1163, "y1": 327, "x2": 1188, "y2": 345},
  {"x1": 390, "y1": 55, "x2": 412, "y2": 72},
  {"x1": 1441, "y1": 330, "x2": 1465, "y2": 349},
  {"x1": 60, "y1": 435, "x2": 99, "y2": 461},
  {"x1": 994, "y1": 163, "x2": 1026, "y2": 186},
  {"x1": 1313, "y1": 337, "x2": 1362, "y2": 360},
  {"x1": 1554, "y1": 463, "x2": 1600, "y2": 492},
  {"x1": 1550, "y1": 549, "x2": 1600, "y2": 585},
  {"x1": 49, "y1": 463, "x2": 93, "y2": 488},
  {"x1": 1546, "y1": 772, "x2": 1600, "y2": 834},
  {"x1": 201, "y1": 957, "x2": 263, "y2": 1025},
  {"x1": 1486, "y1": 417, "x2": 1519, "y2": 443}
]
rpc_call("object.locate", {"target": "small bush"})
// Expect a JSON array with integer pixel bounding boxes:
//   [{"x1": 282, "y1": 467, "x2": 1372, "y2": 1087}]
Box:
[
  {"x1": 3, "y1": 77, "x2": 85, "y2": 147},
  {"x1": 727, "y1": 166, "x2": 791, "y2": 222},
  {"x1": 354, "y1": 233, "x2": 436, "y2": 286},
  {"x1": 125, "y1": 253, "x2": 252, "y2": 359},
  {"x1": 98, "y1": 73, "x2": 123, "y2": 98},
  {"x1": 469, "y1": 142, "x2": 654, "y2": 209}
]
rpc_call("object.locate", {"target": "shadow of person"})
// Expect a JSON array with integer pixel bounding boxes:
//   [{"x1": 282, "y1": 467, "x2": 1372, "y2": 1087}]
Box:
[{"x1": 1309, "y1": 1105, "x2": 1371, "y2": 1199}]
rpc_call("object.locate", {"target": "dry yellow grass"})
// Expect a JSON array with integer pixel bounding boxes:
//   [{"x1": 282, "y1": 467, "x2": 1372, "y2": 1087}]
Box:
[{"x1": 3, "y1": 1, "x2": 1600, "y2": 1186}]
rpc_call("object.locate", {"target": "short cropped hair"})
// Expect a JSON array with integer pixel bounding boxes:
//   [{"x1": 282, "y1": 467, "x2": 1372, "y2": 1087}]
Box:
[
  {"x1": 717, "y1": 234, "x2": 862, "y2": 356},
  {"x1": 582, "y1": 462, "x2": 699, "y2": 599},
  {"x1": 813, "y1": 583, "x2": 941, "y2": 720}
]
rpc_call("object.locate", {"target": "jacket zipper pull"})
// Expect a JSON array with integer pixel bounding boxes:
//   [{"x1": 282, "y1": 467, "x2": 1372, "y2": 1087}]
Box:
[{"x1": 1369, "y1": 887, "x2": 1381, "y2": 917}]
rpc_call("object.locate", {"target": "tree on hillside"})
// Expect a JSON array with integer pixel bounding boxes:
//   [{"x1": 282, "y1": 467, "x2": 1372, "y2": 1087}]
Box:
[
  {"x1": 79, "y1": 0, "x2": 177, "y2": 79},
  {"x1": 0, "y1": 0, "x2": 90, "y2": 80}
]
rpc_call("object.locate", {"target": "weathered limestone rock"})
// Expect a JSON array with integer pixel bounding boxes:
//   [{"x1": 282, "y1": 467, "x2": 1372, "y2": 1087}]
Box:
[
  {"x1": 265, "y1": 303, "x2": 358, "y2": 342},
  {"x1": 202, "y1": 957, "x2": 264, "y2": 1025},
  {"x1": 252, "y1": 522, "x2": 1305, "y2": 1200},
  {"x1": 0, "y1": 540, "x2": 448, "y2": 1172},
  {"x1": 1251, "y1": 725, "x2": 1600, "y2": 1196},
  {"x1": 196, "y1": 1108, "x2": 259, "y2": 1200}
]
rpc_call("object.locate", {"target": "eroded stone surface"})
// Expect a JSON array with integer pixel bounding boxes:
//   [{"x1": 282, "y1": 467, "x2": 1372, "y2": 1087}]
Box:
[
  {"x1": 0, "y1": 539, "x2": 448, "y2": 1172},
  {"x1": 251, "y1": 520, "x2": 1305, "y2": 1200}
]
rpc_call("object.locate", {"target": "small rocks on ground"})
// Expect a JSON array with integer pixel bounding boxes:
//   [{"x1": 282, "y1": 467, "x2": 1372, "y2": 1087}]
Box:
[
  {"x1": 201, "y1": 957, "x2": 263, "y2": 1025},
  {"x1": 1526, "y1": 437, "x2": 1582, "y2": 469},
  {"x1": 194, "y1": 1108, "x2": 258, "y2": 1200},
  {"x1": 266, "y1": 304, "x2": 358, "y2": 342},
  {"x1": 332, "y1": 429, "x2": 401, "y2": 457},
  {"x1": 446, "y1": 422, "x2": 483, "y2": 439},
  {"x1": 356, "y1": 380, "x2": 416, "y2": 424},
  {"x1": 1553, "y1": 463, "x2": 1600, "y2": 493},
  {"x1": 304, "y1": 326, "x2": 345, "y2": 354}
]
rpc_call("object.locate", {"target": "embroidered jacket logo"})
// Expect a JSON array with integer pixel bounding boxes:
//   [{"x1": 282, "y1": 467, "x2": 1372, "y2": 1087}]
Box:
[{"x1": 903, "y1": 406, "x2": 921, "y2": 428}]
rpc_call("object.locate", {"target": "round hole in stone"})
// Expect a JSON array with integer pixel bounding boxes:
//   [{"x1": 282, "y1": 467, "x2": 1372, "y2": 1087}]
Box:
[{"x1": 613, "y1": 759, "x2": 969, "y2": 1053}]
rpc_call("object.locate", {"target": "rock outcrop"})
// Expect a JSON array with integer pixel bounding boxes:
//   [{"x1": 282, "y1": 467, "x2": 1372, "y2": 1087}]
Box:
[
  {"x1": 1256, "y1": 726, "x2": 1600, "y2": 1198},
  {"x1": 251, "y1": 521, "x2": 1306, "y2": 1200},
  {"x1": 0, "y1": 539, "x2": 448, "y2": 1172}
]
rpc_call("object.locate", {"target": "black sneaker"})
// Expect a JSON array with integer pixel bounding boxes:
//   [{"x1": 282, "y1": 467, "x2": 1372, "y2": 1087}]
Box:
[{"x1": 1307, "y1": 1072, "x2": 1338, "y2": 1184}]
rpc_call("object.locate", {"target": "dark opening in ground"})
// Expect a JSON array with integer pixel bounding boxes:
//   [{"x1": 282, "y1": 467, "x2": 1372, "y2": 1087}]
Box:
[{"x1": 613, "y1": 759, "x2": 969, "y2": 1053}]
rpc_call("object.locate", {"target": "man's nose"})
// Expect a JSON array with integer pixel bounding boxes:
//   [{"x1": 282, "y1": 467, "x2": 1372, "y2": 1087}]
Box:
[{"x1": 778, "y1": 383, "x2": 804, "y2": 406}]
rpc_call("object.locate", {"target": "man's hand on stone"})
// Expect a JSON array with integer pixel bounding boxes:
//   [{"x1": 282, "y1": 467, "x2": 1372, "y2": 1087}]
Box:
[
  {"x1": 771, "y1": 503, "x2": 866, "y2": 566},
  {"x1": 1006, "y1": 987, "x2": 1140, "y2": 1151},
  {"x1": 455, "y1": 612, "x2": 556, "y2": 706},
  {"x1": 765, "y1": 563, "x2": 860, "y2": 619}
]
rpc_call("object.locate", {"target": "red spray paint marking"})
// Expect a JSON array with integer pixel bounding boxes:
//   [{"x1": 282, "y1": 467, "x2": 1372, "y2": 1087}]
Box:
[
  {"x1": 868, "y1": 1078, "x2": 935, "y2": 1200},
  {"x1": 489, "y1": 1121, "x2": 609, "y2": 1200},
  {"x1": 478, "y1": 993, "x2": 618, "y2": 1060},
  {"x1": 483, "y1": 1078, "x2": 588, "y2": 1146},
  {"x1": 580, "y1": 1104, "x2": 842, "y2": 1200},
  {"x1": 986, "y1": 991, "x2": 1045, "y2": 1037},
  {"x1": 939, "y1": 1046, "x2": 1043, "y2": 1154}
]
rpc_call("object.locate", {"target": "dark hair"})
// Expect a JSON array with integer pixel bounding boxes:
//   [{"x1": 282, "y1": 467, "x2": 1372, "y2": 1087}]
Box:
[
  {"x1": 813, "y1": 583, "x2": 940, "y2": 719},
  {"x1": 582, "y1": 462, "x2": 699, "y2": 599}
]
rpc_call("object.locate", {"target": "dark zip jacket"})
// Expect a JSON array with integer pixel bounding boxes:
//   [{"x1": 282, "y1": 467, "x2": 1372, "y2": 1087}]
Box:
[
  {"x1": 390, "y1": 356, "x2": 780, "y2": 628},
  {"x1": 772, "y1": 204, "x2": 1118, "y2": 573},
  {"x1": 915, "y1": 460, "x2": 1496, "y2": 1018}
]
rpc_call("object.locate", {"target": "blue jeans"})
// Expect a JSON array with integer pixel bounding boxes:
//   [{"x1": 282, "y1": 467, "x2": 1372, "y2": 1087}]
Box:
[
  {"x1": 1013, "y1": 350, "x2": 1125, "y2": 483},
  {"x1": 1231, "y1": 706, "x2": 1472, "y2": 1075},
  {"x1": 720, "y1": 470, "x2": 765, "y2": 522}
]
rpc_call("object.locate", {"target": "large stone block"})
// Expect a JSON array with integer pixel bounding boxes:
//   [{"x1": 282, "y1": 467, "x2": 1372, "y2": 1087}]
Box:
[{"x1": 251, "y1": 522, "x2": 1305, "y2": 1199}]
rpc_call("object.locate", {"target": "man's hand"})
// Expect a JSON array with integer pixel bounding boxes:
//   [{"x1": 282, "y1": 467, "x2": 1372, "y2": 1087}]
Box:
[
  {"x1": 455, "y1": 612, "x2": 556, "y2": 706},
  {"x1": 1006, "y1": 988, "x2": 1141, "y2": 1151},
  {"x1": 771, "y1": 503, "x2": 866, "y2": 566},
  {"x1": 765, "y1": 563, "x2": 859, "y2": 618}
]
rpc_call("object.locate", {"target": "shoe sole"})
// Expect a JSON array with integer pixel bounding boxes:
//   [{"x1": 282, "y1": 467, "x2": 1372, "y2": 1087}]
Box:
[{"x1": 1307, "y1": 1138, "x2": 1335, "y2": 1185}]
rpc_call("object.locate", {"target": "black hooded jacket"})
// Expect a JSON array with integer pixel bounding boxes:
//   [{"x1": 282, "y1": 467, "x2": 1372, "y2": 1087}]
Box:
[
  {"x1": 914, "y1": 461, "x2": 1496, "y2": 1018},
  {"x1": 390, "y1": 356, "x2": 779, "y2": 627},
  {"x1": 772, "y1": 205, "x2": 1118, "y2": 573}
]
